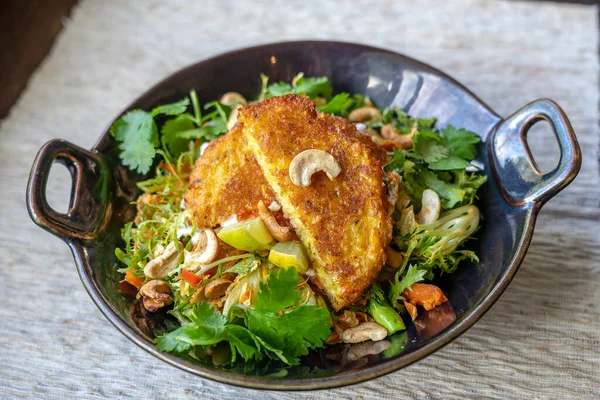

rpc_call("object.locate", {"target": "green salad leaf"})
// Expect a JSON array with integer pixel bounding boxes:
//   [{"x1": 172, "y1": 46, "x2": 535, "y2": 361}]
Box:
[
  {"x1": 413, "y1": 125, "x2": 481, "y2": 170},
  {"x1": 155, "y1": 267, "x2": 331, "y2": 367},
  {"x1": 388, "y1": 265, "x2": 427, "y2": 308}
]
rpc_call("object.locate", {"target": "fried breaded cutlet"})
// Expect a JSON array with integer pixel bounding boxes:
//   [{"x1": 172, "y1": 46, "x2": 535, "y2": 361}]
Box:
[
  {"x1": 239, "y1": 94, "x2": 393, "y2": 310},
  {"x1": 184, "y1": 124, "x2": 276, "y2": 228}
]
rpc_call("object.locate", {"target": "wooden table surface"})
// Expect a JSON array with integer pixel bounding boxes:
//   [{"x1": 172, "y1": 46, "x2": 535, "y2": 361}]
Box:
[{"x1": 1, "y1": 1, "x2": 599, "y2": 398}]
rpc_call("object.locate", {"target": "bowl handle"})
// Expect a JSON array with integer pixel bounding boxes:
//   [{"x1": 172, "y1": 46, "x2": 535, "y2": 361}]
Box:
[
  {"x1": 488, "y1": 99, "x2": 582, "y2": 206},
  {"x1": 26, "y1": 139, "x2": 112, "y2": 241}
]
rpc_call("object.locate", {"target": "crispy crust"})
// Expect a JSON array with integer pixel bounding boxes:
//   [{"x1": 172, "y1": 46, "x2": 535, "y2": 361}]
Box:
[
  {"x1": 239, "y1": 94, "x2": 392, "y2": 310},
  {"x1": 184, "y1": 124, "x2": 276, "y2": 228}
]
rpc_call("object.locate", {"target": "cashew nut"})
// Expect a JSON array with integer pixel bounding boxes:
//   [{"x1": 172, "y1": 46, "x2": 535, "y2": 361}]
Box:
[
  {"x1": 144, "y1": 242, "x2": 180, "y2": 279},
  {"x1": 227, "y1": 104, "x2": 242, "y2": 131},
  {"x1": 415, "y1": 189, "x2": 441, "y2": 225},
  {"x1": 140, "y1": 280, "x2": 173, "y2": 312},
  {"x1": 204, "y1": 278, "x2": 233, "y2": 300},
  {"x1": 345, "y1": 340, "x2": 391, "y2": 362},
  {"x1": 291, "y1": 72, "x2": 304, "y2": 87},
  {"x1": 257, "y1": 200, "x2": 293, "y2": 242},
  {"x1": 219, "y1": 92, "x2": 247, "y2": 106},
  {"x1": 381, "y1": 124, "x2": 415, "y2": 150},
  {"x1": 355, "y1": 123, "x2": 377, "y2": 137},
  {"x1": 190, "y1": 285, "x2": 206, "y2": 304},
  {"x1": 385, "y1": 171, "x2": 401, "y2": 215},
  {"x1": 348, "y1": 107, "x2": 382, "y2": 123},
  {"x1": 289, "y1": 149, "x2": 341, "y2": 187},
  {"x1": 341, "y1": 321, "x2": 388, "y2": 343},
  {"x1": 184, "y1": 228, "x2": 219, "y2": 264},
  {"x1": 384, "y1": 247, "x2": 404, "y2": 269}
]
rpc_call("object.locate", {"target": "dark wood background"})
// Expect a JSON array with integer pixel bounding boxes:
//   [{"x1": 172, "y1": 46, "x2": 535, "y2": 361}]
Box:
[{"x1": 0, "y1": 0, "x2": 597, "y2": 119}]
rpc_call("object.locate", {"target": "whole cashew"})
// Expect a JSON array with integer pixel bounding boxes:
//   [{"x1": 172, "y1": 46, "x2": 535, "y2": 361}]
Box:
[
  {"x1": 257, "y1": 200, "x2": 293, "y2": 242},
  {"x1": 348, "y1": 107, "x2": 382, "y2": 123},
  {"x1": 219, "y1": 92, "x2": 247, "y2": 106},
  {"x1": 381, "y1": 124, "x2": 415, "y2": 150},
  {"x1": 140, "y1": 280, "x2": 173, "y2": 312},
  {"x1": 341, "y1": 321, "x2": 388, "y2": 343},
  {"x1": 184, "y1": 228, "x2": 219, "y2": 264},
  {"x1": 227, "y1": 104, "x2": 242, "y2": 131},
  {"x1": 289, "y1": 149, "x2": 341, "y2": 187},
  {"x1": 144, "y1": 242, "x2": 180, "y2": 279},
  {"x1": 384, "y1": 247, "x2": 404, "y2": 269},
  {"x1": 345, "y1": 340, "x2": 391, "y2": 362},
  {"x1": 204, "y1": 278, "x2": 233, "y2": 300},
  {"x1": 415, "y1": 189, "x2": 441, "y2": 225}
]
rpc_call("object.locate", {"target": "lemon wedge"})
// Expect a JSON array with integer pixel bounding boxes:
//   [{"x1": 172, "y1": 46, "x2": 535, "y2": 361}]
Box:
[
  {"x1": 217, "y1": 217, "x2": 275, "y2": 251},
  {"x1": 268, "y1": 241, "x2": 310, "y2": 273}
]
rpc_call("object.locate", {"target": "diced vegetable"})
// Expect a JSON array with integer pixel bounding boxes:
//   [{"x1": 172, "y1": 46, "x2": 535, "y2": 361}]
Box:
[
  {"x1": 181, "y1": 268, "x2": 202, "y2": 288},
  {"x1": 268, "y1": 241, "x2": 310, "y2": 273},
  {"x1": 125, "y1": 270, "x2": 145, "y2": 290},
  {"x1": 367, "y1": 283, "x2": 406, "y2": 335},
  {"x1": 217, "y1": 217, "x2": 275, "y2": 251}
]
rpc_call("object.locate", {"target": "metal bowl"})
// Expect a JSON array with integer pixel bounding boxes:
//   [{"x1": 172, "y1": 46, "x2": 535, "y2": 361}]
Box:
[{"x1": 26, "y1": 41, "x2": 581, "y2": 390}]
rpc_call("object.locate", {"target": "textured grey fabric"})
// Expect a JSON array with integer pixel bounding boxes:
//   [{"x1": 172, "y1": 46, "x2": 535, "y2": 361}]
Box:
[{"x1": 1, "y1": 0, "x2": 598, "y2": 398}]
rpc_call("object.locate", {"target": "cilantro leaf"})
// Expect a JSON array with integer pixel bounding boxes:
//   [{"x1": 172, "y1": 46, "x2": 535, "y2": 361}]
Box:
[
  {"x1": 176, "y1": 119, "x2": 227, "y2": 141},
  {"x1": 246, "y1": 305, "x2": 331, "y2": 363},
  {"x1": 155, "y1": 302, "x2": 226, "y2": 353},
  {"x1": 266, "y1": 82, "x2": 293, "y2": 97},
  {"x1": 110, "y1": 110, "x2": 159, "y2": 174},
  {"x1": 440, "y1": 126, "x2": 481, "y2": 160},
  {"x1": 413, "y1": 124, "x2": 481, "y2": 171},
  {"x1": 317, "y1": 92, "x2": 354, "y2": 114},
  {"x1": 152, "y1": 98, "x2": 190, "y2": 117},
  {"x1": 413, "y1": 129, "x2": 450, "y2": 164},
  {"x1": 292, "y1": 76, "x2": 332, "y2": 100},
  {"x1": 155, "y1": 302, "x2": 262, "y2": 363},
  {"x1": 388, "y1": 265, "x2": 426, "y2": 308},
  {"x1": 384, "y1": 149, "x2": 406, "y2": 173},
  {"x1": 253, "y1": 267, "x2": 302, "y2": 313},
  {"x1": 161, "y1": 114, "x2": 194, "y2": 157}
]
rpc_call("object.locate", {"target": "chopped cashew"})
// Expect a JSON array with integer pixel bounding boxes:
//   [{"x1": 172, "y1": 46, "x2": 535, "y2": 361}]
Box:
[
  {"x1": 345, "y1": 340, "x2": 391, "y2": 362},
  {"x1": 257, "y1": 200, "x2": 293, "y2": 242},
  {"x1": 289, "y1": 149, "x2": 341, "y2": 187},
  {"x1": 341, "y1": 321, "x2": 388, "y2": 343},
  {"x1": 227, "y1": 104, "x2": 242, "y2": 131},
  {"x1": 415, "y1": 189, "x2": 441, "y2": 225},
  {"x1": 140, "y1": 280, "x2": 173, "y2": 312},
  {"x1": 219, "y1": 92, "x2": 247, "y2": 106},
  {"x1": 204, "y1": 278, "x2": 233, "y2": 300},
  {"x1": 348, "y1": 107, "x2": 382, "y2": 123},
  {"x1": 381, "y1": 124, "x2": 416, "y2": 150},
  {"x1": 184, "y1": 228, "x2": 219, "y2": 264},
  {"x1": 385, "y1": 171, "x2": 401, "y2": 215},
  {"x1": 144, "y1": 242, "x2": 180, "y2": 279},
  {"x1": 190, "y1": 285, "x2": 206, "y2": 304},
  {"x1": 268, "y1": 201, "x2": 281, "y2": 212},
  {"x1": 399, "y1": 206, "x2": 416, "y2": 236},
  {"x1": 355, "y1": 123, "x2": 377, "y2": 137}
]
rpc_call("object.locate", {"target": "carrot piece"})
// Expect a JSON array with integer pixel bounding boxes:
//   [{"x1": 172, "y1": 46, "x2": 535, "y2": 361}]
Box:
[
  {"x1": 404, "y1": 300, "x2": 418, "y2": 320},
  {"x1": 125, "y1": 270, "x2": 145, "y2": 290},
  {"x1": 404, "y1": 283, "x2": 447, "y2": 311},
  {"x1": 181, "y1": 268, "x2": 202, "y2": 288}
]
